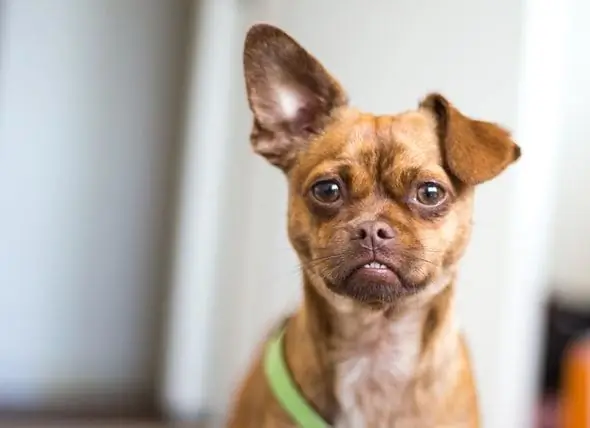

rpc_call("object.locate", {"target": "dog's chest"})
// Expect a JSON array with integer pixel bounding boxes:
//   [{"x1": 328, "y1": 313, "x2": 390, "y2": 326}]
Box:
[{"x1": 333, "y1": 321, "x2": 423, "y2": 428}]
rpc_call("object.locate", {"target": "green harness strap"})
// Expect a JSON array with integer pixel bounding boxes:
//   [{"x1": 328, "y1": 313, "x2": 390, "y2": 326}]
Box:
[{"x1": 263, "y1": 328, "x2": 331, "y2": 428}]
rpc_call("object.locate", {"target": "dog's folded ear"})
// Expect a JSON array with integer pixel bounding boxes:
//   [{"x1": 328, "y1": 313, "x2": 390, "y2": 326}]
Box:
[
  {"x1": 420, "y1": 93, "x2": 521, "y2": 185},
  {"x1": 243, "y1": 24, "x2": 348, "y2": 170}
]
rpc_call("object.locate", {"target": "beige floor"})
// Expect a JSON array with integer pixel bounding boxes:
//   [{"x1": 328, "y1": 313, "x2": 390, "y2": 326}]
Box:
[{"x1": 0, "y1": 421, "x2": 211, "y2": 428}]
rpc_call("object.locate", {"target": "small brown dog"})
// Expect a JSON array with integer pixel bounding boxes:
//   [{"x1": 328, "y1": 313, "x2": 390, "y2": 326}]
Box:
[{"x1": 226, "y1": 23, "x2": 520, "y2": 428}]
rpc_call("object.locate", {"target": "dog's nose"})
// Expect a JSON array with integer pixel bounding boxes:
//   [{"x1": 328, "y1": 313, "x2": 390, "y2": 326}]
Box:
[{"x1": 353, "y1": 221, "x2": 395, "y2": 248}]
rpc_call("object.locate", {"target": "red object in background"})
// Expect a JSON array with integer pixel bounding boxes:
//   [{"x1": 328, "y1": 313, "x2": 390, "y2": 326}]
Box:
[
  {"x1": 536, "y1": 395, "x2": 559, "y2": 428},
  {"x1": 560, "y1": 335, "x2": 590, "y2": 428}
]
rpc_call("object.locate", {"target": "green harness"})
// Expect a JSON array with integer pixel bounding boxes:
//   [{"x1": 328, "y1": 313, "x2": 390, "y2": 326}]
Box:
[{"x1": 264, "y1": 328, "x2": 331, "y2": 428}]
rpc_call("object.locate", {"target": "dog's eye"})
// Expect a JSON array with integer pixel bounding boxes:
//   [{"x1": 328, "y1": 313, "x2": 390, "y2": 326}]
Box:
[
  {"x1": 416, "y1": 182, "x2": 446, "y2": 206},
  {"x1": 312, "y1": 180, "x2": 341, "y2": 203}
]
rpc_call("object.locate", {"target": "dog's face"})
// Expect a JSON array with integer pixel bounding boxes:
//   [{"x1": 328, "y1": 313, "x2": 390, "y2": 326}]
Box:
[{"x1": 243, "y1": 24, "x2": 520, "y2": 307}]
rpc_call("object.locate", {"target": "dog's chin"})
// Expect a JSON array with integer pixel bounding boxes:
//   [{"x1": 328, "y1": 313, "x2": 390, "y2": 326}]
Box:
[{"x1": 326, "y1": 265, "x2": 421, "y2": 307}]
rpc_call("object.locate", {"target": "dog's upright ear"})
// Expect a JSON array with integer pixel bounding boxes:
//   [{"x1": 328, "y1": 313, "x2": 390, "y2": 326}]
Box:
[
  {"x1": 421, "y1": 93, "x2": 521, "y2": 185},
  {"x1": 243, "y1": 24, "x2": 348, "y2": 170}
]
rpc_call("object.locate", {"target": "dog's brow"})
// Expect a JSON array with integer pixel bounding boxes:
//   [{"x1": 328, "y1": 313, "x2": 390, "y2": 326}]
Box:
[
  {"x1": 381, "y1": 166, "x2": 420, "y2": 195},
  {"x1": 302, "y1": 160, "x2": 353, "y2": 189}
]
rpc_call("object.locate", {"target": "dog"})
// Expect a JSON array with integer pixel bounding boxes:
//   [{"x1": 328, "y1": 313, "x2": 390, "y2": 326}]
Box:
[{"x1": 226, "y1": 23, "x2": 520, "y2": 428}]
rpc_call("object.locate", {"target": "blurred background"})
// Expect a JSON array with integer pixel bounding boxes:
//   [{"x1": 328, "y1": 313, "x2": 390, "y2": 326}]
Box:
[{"x1": 0, "y1": 0, "x2": 589, "y2": 427}]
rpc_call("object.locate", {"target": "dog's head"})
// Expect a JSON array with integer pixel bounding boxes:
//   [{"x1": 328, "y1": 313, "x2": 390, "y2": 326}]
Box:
[{"x1": 243, "y1": 24, "x2": 520, "y2": 308}]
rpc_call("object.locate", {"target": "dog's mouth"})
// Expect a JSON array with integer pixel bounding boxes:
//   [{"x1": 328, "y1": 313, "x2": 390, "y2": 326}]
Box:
[
  {"x1": 320, "y1": 255, "x2": 415, "y2": 305},
  {"x1": 347, "y1": 258, "x2": 399, "y2": 285}
]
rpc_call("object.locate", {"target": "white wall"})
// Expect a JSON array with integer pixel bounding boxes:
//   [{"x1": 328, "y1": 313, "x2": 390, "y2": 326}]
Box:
[
  {"x1": 172, "y1": 1, "x2": 567, "y2": 428},
  {"x1": 0, "y1": 0, "x2": 191, "y2": 410},
  {"x1": 548, "y1": 0, "x2": 590, "y2": 305}
]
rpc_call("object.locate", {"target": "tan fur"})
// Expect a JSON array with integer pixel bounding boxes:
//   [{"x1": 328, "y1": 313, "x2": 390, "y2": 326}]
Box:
[{"x1": 226, "y1": 24, "x2": 520, "y2": 428}]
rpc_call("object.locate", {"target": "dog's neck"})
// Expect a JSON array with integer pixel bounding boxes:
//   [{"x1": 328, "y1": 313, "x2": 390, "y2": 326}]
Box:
[{"x1": 283, "y1": 272, "x2": 460, "y2": 425}]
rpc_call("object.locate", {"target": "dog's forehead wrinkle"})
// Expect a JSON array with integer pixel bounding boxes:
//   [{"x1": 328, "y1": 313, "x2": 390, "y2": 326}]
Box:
[
  {"x1": 342, "y1": 114, "x2": 432, "y2": 173},
  {"x1": 329, "y1": 115, "x2": 400, "y2": 184}
]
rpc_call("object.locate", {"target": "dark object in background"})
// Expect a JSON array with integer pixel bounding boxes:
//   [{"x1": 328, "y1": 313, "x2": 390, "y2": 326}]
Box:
[
  {"x1": 540, "y1": 293, "x2": 590, "y2": 394},
  {"x1": 536, "y1": 293, "x2": 590, "y2": 428}
]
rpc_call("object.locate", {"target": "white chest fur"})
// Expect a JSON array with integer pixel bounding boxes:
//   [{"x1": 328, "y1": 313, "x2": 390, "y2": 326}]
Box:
[{"x1": 333, "y1": 311, "x2": 424, "y2": 428}]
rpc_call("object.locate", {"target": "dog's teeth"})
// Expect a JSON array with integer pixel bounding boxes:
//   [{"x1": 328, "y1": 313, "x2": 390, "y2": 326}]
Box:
[{"x1": 364, "y1": 262, "x2": 386, "y2": 269}]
